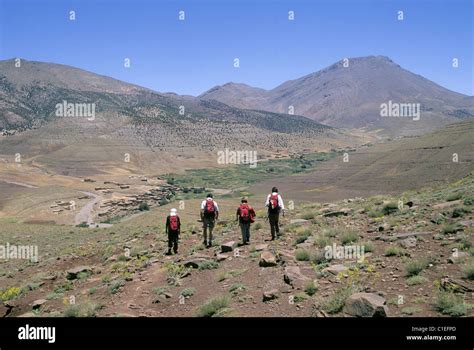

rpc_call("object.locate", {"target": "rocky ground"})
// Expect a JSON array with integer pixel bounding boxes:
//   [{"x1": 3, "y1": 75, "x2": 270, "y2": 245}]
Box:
[{"x1": 1, "y1": 174, "x2": 473, "y2": 318}]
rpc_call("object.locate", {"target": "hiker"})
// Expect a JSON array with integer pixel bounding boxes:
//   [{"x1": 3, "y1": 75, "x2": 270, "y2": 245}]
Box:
[
  {"x1": 265, "y1": 187, "x2": 285, "y2": 240},
  {"x1": 166, "y1": 208, "x2": 181, "y2": 255},
  {"x1": 201, "y1": 193, "x2": 219, "y2": 248},
  {"x1": 236, "y1": 197, "x2": 256, "y2": 245}
]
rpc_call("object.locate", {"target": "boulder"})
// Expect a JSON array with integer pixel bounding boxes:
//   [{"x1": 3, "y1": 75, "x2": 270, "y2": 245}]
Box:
[
  {"x1": 66, "y1": 266, "x2": 92, "y2": 280},
  {"x1": 447, "y1": 251, "x2": 470, "y2": 264},
  {"x1": 324, "y1": 264, "x2": 348, "y2": 275},
  {"x1": 221, "y1": 241, "x2": 237, "y2": 253},
  {"x1": 255, "y1": 244, "x2": 268, "y2": 252},
  {"x1": 262, "y1": 289, "x2": 280, "y2": 302},
  {"x1": 399, "y1": 237, "x2": 417, "y2": 248},
  {"x1": 290, "y1": 219, "x2": 309, "y2": 225},
  {"x1": 343, "y1": 292, "x2": 388, "y2": 317},
  {"x1": 259, "y1": 251, "x2": 277, "y2": 267},
  {"x1": 31, "y1": 299, "x2": 47, "y2": 310},
  {"x1": 216, "y1": 253, "x2": 229, "y2": 262},
  {"x1": 181, "y1": 257, "x2": 208, "y2": 269},
  {"x1": 283, "y1": 266, "x2": 310, "y2": 288}
]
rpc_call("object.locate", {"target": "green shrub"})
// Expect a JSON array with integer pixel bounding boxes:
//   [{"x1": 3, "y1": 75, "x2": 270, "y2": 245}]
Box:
[
  {"x1": 198, "y1": 261, "x2": 219, "y2": 270},
  {"x1": 295, "y1": 249, "x2": 310, "y2": 261},
  {"x1": 435, "y1": 291, "x2": 468, "y2": 316},
  {"x1": 301, "y1": 213, "x2": 315, "y2": 220},
  {"x1": 382, "y1": 202, "x2": 399, "y2": 215},
  {"x1": 461, "y1": 263, "x2": 474, "y2": 280},
  {"x1": 229, "y1": 283, "x2": 246, "y2": 295},
  {"x1": 322, "y1": 285, "x2": 354, "y2": 314},
  {"x1": 196, "y1": 296, "x2": 230, "y2": 317},
  {"x1": 401, "y1": 306, "x2": 421, "y2": 315},
  {"x1": 362, "y1": 242, "x2": 374, "y2": 253},
  {"x1": 304, "y1": 281, "x2": 318, "y2": 296},
  {"x1": 446, "y1": 192, "x2": 463, "y2": 202},
  {"x1": 463, "y1": 196, "x2": 474, "y2": 206},
  {"x1": 180, "y1": 288, "x2": 196, "y2": 297},
  {"x1": 452, "y1": 206, "x2": 469, "y2": 218},
  {"x1": 293, "y1": 293, "x2": 308, "y2": 303},
  {"x1": 108, "y1": 279, "x2": 125, "y2": 294},
  {"x1": 405, "y1": 259, "x2": 428, "y2": 276},
  {"x1": 295, "y1": 231, "x2": 311, "y2": 244},
  {"x1": 406, "y1": 275, "x2": 428, "y2": 286},
  {"x1": 76, "y1": 222, "x2": 89, "y2": 228},
  {"x1": 442, "y1": 223, "x2": 460, "y2": 234},
  {"x1": 311, "y1": 250, "x2": 329, "y2": 264},
  {"x1": 138, "y1": 202, "x2": 150, "y2": 211},
  {"x1": 0, "y1": 287, "x2": 21, "y2": 301},
  {"x1": 341, "y1": 231, "x2": 359, "y2": 245},
  {"x1": 253, "y1": 222, "x2": 262, "y2": 230}
]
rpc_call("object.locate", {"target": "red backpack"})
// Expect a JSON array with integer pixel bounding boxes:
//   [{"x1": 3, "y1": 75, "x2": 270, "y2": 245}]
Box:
[
  {"x1": 204, "y1": 199, "x2": 216, "y2": 217},
  {"x1": 169, "y1": 215, "x2": 179, "y2": 231},
  {"x1": 239, "y1": 204, "x2": 250, "y2": 221},
  {"x1": 269, "y1": 193, "x2": 280, "y2": 213}
]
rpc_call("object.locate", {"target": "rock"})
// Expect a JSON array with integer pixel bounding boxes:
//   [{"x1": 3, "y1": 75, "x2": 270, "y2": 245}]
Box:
[
  {"x1": 0, "y1": 303, "x2": 12, "y2": 317},
  {"x1": 255, "y1": 244, "x2": 268, "y2": 252},
  {"x1": 447, "y1": 251, "x2": 470, "y2": 264},
  {"x1": 392, "y1": 231, "x2": 431, "y2": 239},
  {"x1": 216, "y1": 253, "x2": 229, "y2": 262},
  {"x1": 18, "y1": 312, "x2": 36, "y2": 317},
  {"x1": 323, "y1": 208, "x2": 351, "y2": 218},
  {"x1": 262, "y1": 289, "x2": 279, "y2": 302},
  {"x1": 459, "y1": 220, "x2": 474, "y2": 227},
  {"x1": 181, "y1": 257, "x2": 208, "y2": 268},
  {"x1": 324, "y1": 264, "x2": 348, "y2": 275},
  {"x1": 378, "y1": 223, "x2": 391, "y2": 232},
  {"x1": 259, "y1": 251, "x2": 277, "y2": 267},
  {"x1": 66, "y1": 266, "x2": 92, "y2": 280},
  {"x1": 343, "y1": 292, "x2": 388, "y2": 317},
  {"x1": 296, "y1": 242, "x2": 313, "y2": 249},
  {"x1": 283, "y1": 266, "x2": 310, "y2": 288},
  {"x1": 399, "y1": 237, "x2": 417, "y2": 248},
  {"x1": 440, "y1": 277, "x2": 473, "y2": 293},
  {"x1": 31, "y1": 299, "x2": 47, "y2": 310},
  {"x1": 221, "y1": 241, "x2": 237, "y2": 253},
  {"x1": 433, "y1": 200, "x2": 462, "y2": 209},
  {"x1": 290, "y1": 219, "x2": 309, "y2": 225}
]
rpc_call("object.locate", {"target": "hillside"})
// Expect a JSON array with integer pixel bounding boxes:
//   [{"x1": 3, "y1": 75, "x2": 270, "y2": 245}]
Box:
[
  {"x1": 251, "y1": 120, "x2": 474, "y2": 203},
  {"x1": 0, "y1": 174, "x2": 472, "y2": 317}
]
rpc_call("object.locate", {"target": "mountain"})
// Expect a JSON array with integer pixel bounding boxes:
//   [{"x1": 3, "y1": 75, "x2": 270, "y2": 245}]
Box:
[
  {"x1": 0, "y1": 59, "x2": 361, "y2": 175},
  {"x1": 200, "y1": 56, "x2": 474, "y2": 136}
]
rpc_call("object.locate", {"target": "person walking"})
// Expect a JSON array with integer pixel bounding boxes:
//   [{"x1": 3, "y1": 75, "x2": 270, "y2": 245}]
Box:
[
  {"x1": 201, "y1": 193, "x2": 219, "y2": 248},
  {"x1": 236, "y1": 197, "x2": 255, "y2": 245},
  {"x1": 165, "y1": 208, "x2": 181, "y2": 255},
  {"x1": 265, "y1": 187, "x2": 285, "y2": 240}
]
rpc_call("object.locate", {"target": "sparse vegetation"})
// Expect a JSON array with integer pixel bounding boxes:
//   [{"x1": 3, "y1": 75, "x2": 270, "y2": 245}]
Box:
[
  {"x1": 295, "y1": 249, "x2": 310, "y2": 261},
  {"x1": 341, "y1": 231, "x2": 359, "y2": 245},
  {"x1": 405, "y1": 259, "x2": 428, "y2": 276},
  {"x1": 382, "y1": 202, "x2": 399, "y2": 215},
  {"x1": 406, "y1": 275, "x2": 428, "y2": 286},
  {"x1": 108, "y1": 279, "x2": 125, "y2": 294},
  {"x1": 461, "y1": 263, "x2": 474, "y2": 280},
  {"x1": 384, "y1": 246, "x2": 402, "y2": 257},
  {"x1": 180, "y1": 288, "x2": 196, "y2": 297},
  {"x1": 304, "y1": 281, "x2": 318, "y2": 296},
  {"x1": 198, "y1": 261, "x2": 219, "y2": 270},
  {"x1": 196, "y1": 296, "x2": 230, "y2": 317},
  {"x1": 435, "y1": 291, "x2": 469, "y2": 316}
]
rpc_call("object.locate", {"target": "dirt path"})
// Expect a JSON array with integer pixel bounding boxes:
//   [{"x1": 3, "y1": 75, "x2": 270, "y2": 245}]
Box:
[{"x1": 74, "y1": 191, "x2": 102, "y2": 225}]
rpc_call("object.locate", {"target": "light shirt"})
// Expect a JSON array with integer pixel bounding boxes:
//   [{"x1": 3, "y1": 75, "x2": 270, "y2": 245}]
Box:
[{"x1": 265, "y1": 192, "x2": 285, "y2": 210}]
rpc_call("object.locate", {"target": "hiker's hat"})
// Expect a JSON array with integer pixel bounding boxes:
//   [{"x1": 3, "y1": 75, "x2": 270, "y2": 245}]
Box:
[
  {"x1": 170, "y1": 208, "x2": 177, "y2": 214},
  {"x1": 241, "y1": 196, "x2": 248, "y2": 203}
]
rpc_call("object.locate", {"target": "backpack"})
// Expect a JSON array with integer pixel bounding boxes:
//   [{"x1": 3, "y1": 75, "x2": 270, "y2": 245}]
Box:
[
  {"x1": 268, "y1": 193, "x2": 280, "y2": 213},
  {"x1": 169, "y1": 215, "x2": 179, "y2": 231},
  {"x1": 239, "y1": 204, "x2": 250, "y2": 222},
  {"x1": 203, "y1": 199, "x2": 216, "y2": 217}
]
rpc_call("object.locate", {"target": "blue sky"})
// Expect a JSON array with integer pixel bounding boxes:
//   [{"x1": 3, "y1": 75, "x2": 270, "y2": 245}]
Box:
[{"x1": 0, "y1": 0, "x2": 472, "y2": 96}]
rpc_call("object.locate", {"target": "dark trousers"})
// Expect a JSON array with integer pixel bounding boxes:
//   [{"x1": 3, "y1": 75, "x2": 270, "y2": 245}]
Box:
[
  {"x1": 168, "y1": 230, "x2": 179, "y2": 253},
  {"x1": 268, "y1": 212, "x2": 280, "y2": 239},
  {"x1": 240, "y1": 221, "x2": 251, "y2": 243},
  {"x1": 202, "y1": 216, "x2": 215, "y2": 244}
]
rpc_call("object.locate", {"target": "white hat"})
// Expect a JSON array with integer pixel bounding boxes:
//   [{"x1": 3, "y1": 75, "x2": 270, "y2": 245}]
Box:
[{"x1": 170, "y1": 208, "x2": 177, "y2": 216}]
